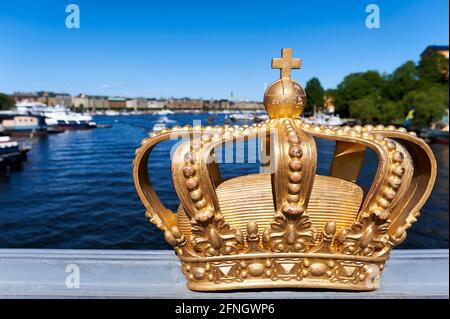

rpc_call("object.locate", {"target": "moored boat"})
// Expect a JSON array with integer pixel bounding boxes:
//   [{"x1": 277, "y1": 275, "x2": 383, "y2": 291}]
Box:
[
  {"x1": 228, "y1": 112, "x2": 256, "y2": 122},
  {"x1": 421, "y1": 110, "x2": 449, "y2": 144},
  {"x1": 16, "y1": 102, "x2": 97, "y2": 131},
  {"x1": 154, "y1": 109, "x2": 175, "y2": 115},
  {"x1": 152, "y1": 116, "x2": 176, "y2": 131},
  {"x1": 0, "y1": 135, "x2": 31, "y2": 167},
  {"x1": 0, "y1": 111, "x2": 47, "y2": 137},
  {"x1": 305, "y1": 112, "x2": 344, "y2": 126}
]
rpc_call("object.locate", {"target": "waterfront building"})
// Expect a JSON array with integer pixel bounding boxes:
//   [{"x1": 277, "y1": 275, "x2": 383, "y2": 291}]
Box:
[
  {"x1": 36, "y1": 91, "x2": 54, "y2": 106},
  {"x1": 324, "y1": 95, "x2": 336, "y2": 114},
  {"x1": 13, "y1": 91, "x2": 65, "y2": 107},
  {"x1": 203, "y1": 99, "x2": 231, "y2": 111},
  {"x1": 126, "y1": 98, "x2": 148, "y2": 110},
  {"x1": 165, "y1": 98, "x2": 203, "y2": 110},
  {"x1": 421, "y1": 45, "x2": 449, "y2": 59},
  {"x1": 235, "y1": 101, "x2": 264, "y2": 110},
  {"x1": 53, "y1": 93, "x2": 72, "y2": 107},
  {"x1": 147, "y1": 98, "x2": 165, "y2": 110},
  {"x1": 72, "y1": 94, "x2": 90, "y2": 110},
  {"x1": 89, "y1": 96, "x2": 109, "y2": 110},
  {"x1": 73, "y1": 94, "x2": 109, "y2": 111},
  {"x1": 35, "y1": 91, "x2": 72, "y2": 107},
  {"x1": 13, "y1": 91, "x2": 71, "y2": 107},
  {"x1": 108, "y1": 97, "x2": 127, "y2": 109},
  {"x1": 421, "y1": 45, "x2": 449, "y2": 81},
  {"x1": 12, "y1": 92, "x2": 39, "y2": 103}
]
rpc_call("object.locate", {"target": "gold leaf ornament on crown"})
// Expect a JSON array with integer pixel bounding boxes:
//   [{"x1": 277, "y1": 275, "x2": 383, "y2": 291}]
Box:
[{"x1": 133, "y1": 48, "x2": 437, "y2": 291}]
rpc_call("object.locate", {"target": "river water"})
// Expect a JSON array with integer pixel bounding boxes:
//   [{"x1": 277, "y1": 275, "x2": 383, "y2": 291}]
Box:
[{"x1": 0, "y1": 114, "x2": 448, "y2": 249}]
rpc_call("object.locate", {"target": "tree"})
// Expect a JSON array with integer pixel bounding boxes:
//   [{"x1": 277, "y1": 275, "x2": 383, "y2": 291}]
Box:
[
  {"x1": 349, "y1": 96, "x2": 405, "y2": 124},
  {"x1": 403, "y1": 85, "x2": 449, "y2": 125},
  {"x1": 334, "y1": 71, "x2": 387, "y2": 117},
  {"x1": 0, "y1": 93, "x2": 15, "y2": 110},
  {"x1": 384, "y1": 61, "x2": 418, "y2": 101},
  {"x1": 379, "y1": 100, "x2": 406, "y2": 124},
  {"x1": 305, "y1": 77, "x2": 325, "y2": 114},
  {"x1": 348, "y1": 95, "x2": 380, "y2": 123},
  {"x1": 418, "y1": 52, "x2": 449, "y2": 87}
]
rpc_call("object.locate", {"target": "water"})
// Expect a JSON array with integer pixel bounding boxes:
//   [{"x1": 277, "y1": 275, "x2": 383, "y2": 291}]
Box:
[{"x1": 0, "y1": 114, "x2": 448, "y2": 249}]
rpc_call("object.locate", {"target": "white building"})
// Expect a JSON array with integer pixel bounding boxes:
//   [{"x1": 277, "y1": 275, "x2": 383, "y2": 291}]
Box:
[
  {"x1": 147, "y1": 99, "x2": 165, "y2": 109},
  {"x1": 126, "y1": 98, "x2": 148, "y2": 110}
]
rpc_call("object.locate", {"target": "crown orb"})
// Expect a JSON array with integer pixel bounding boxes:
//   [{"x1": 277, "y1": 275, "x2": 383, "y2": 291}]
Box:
[{"x1": 263, "y1": 79, "x2": 306, "y2": 119}]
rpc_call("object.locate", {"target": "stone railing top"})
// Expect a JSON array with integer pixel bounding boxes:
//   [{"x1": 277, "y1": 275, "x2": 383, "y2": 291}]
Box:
[{"x1": 0, "y1": 249, "x2": 448, "y2": 299}]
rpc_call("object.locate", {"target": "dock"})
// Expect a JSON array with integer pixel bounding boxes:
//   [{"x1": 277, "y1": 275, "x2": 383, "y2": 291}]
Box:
[{"x1": 0, "y1": 249, "x2": 447, "y2": 299}]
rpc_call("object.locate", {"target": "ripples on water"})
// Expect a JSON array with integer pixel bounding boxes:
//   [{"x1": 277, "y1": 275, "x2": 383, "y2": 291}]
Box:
[{"x1": 0, "y1": 114, "x2": 448, "y2": 249}]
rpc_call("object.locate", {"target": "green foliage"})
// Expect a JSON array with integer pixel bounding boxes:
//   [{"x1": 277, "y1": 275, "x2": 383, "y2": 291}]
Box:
[
  {"x1": 330, "y1": 51, "x2": 449, "y2": 125},
  {"x1": 418, "y1": 52, "x2": 449, "y2": 87},
  {"x1": 348, "y1": 95, "x2": 405, "y2": 124},
  {"x1": 305, "y1": 77, "x2": 325, "y2": 113},
  {"x1": 333, "y1": 71, "x2": 386, "y2": 117},
  {"x1": 0, "y1": 93, "x2": 15, "y2": 110},
  {"x1": 379, "y1": 100, "x2": 406, "y2": 124},
  {"x1": 348, "y1": 95, "x2": 379, "y2": 122},
  {"x1": 403, "y1": 85, "x2": 449, "y2": 126},
  {"x1": 384, "y1": 61, "x2": 418, "y2": 101}
]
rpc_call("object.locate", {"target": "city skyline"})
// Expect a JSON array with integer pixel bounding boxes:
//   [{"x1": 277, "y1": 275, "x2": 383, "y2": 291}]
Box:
[{"x1": 1, "y1": 0, "x2": 449, "y2": 100}]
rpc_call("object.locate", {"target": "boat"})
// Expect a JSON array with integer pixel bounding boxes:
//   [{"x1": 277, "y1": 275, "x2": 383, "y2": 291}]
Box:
[
  {"x1": 254, "y1": 113, "x2": 269, "y2": 122},
  {"x1": 44, "y1": 108, "x2": 97, "y2": 130},
  {"x1": 418, "y1": 127, "x2": 449, "y2": 144},
  {"x1": 104, "y1": 110, "x2": 120, "y2": 116},
  {"x1": 0, "y1": 135, "x2": 31, "y2": 167},
  {"x1": 429, "y1": 129, "x2": 449, "y2": 144},
  {"x1": 229, "y1": 112, "x2": 256, "y2": 122},
  {"x1": 0, "y1": 109, "x2": 47, "y2": 137},
  {"x1": 420, "y1": 110, "x2": 449, "y2": 144},
  {"x1": 47, "y1": 127, "x2": 66, "y2": 134},
  {"x1": 16, "y1": 102, "x2": 97, "y2": 130},
  {"x1": 305, "y1": 112, "x2": 344, "y2": 126},
  {"x1": 152, "y1": 116, "x2": 176, "y2": 131},
  {"x1": 154, "y1": 109, "x2": 175, "y2": 115},
  {"x1": 96, "y1": 124, "x2": 113, "y2": 129}
]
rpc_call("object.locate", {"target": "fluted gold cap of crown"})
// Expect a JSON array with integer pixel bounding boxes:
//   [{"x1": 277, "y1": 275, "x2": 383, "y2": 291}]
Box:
[{"x1": 263, "y1": 48, "x2": 307, "y2": 118}]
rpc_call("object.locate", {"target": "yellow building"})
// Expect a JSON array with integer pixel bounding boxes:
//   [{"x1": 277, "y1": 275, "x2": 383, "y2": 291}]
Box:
[{"x1": 421, "y1": 45, "x2": 449, "y2": 59}]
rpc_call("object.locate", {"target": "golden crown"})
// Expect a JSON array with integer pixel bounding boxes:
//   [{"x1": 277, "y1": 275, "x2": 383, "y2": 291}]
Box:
[{"x1": 133, "y1": 48, "x2": 437, "y2": 291}]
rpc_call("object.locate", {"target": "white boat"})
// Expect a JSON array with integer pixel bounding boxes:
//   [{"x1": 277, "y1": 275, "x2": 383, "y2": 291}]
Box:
[
  {"x1": 16, "y1": 102, "x2": 96, "y2": 130},
  {"x1": 255, "y1": 113, "x2": 269, "y2": 122},
  {"x1": 104, "y1": 110, "x2": 119, "y2": 116},
  {"x1": 229, "y1": 113, "x2": 256, "y2": 122},
  {"x1": 0, "y1": 135, "x2": 31, "y2": 165},
  {"x1": 154, "y1": 109, "x2": 175, "y2": 115},
  {"x1": 152, "y1": 123, "x2": 167, "y2": 131},
  {"x1": 152, "y1": 116, "x2": 176, "y2": 131},
  {"x1": 305, "y1": 112, "x2": 344, "y2": 126}
]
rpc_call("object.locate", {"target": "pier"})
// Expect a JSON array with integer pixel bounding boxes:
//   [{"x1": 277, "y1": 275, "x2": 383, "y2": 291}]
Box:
[{"x1": 0, "y1": 249, "x2": 447, "y2": 298}]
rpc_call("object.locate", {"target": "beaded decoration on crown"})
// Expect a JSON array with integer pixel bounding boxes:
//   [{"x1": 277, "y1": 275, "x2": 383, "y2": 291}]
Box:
[{"x1": 133, "y1": 48, "x2": 437, "y2": 291}]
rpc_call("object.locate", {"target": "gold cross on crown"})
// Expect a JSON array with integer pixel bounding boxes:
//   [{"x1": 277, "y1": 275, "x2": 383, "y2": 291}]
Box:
[{"x1": 272, "y1": 48, "x2": 302, "y2": 80}]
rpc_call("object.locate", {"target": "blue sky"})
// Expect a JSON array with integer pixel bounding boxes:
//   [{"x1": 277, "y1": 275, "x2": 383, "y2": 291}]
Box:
[{"x1": 0, "y1": 0, "x2": 448, "y2": 101}]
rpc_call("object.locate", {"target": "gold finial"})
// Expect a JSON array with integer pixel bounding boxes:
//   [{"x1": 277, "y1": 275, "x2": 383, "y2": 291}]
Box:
[
  {"x1": 264, "y1": 48, "x2": 306, "y2": 119},
  {"x1": 272, "y1": 48, "x2": 302, "y2": 79}
]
